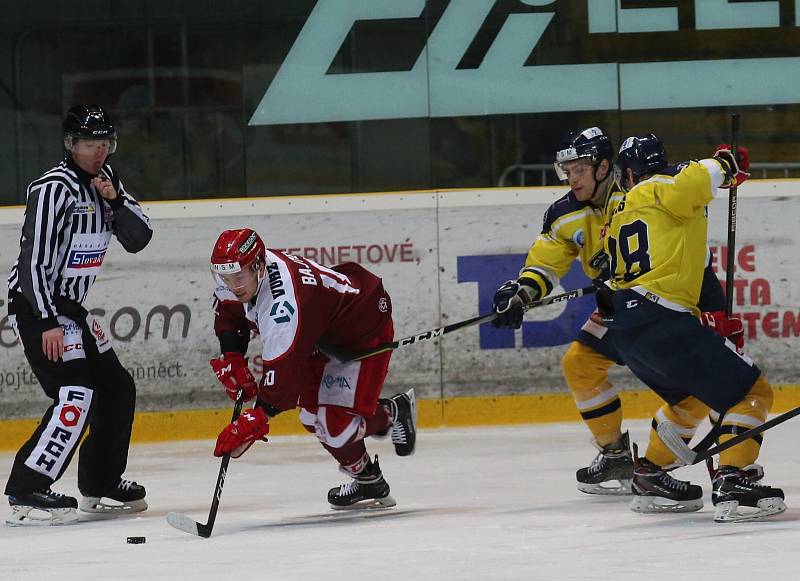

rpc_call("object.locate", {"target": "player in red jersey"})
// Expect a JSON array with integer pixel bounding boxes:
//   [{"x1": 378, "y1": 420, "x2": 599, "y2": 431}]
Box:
[{"x1": 209, "y1": 228, "x2": 416, "y2": 509}]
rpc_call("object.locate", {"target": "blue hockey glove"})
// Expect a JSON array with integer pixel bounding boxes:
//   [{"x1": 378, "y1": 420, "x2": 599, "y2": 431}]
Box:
[{"x1": 492, "y1": 280, "x2": 539, "y2": 329}]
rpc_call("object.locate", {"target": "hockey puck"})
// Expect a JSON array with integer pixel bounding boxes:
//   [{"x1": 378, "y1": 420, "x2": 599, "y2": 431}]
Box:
[{"x1": 127, "y1": 536, "x2": 146, "y2": 544}]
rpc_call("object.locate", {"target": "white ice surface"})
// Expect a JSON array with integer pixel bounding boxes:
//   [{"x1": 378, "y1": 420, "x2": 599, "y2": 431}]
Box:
[{"x1": 2, "y1": 419, "x2": 799, "y2": 581}]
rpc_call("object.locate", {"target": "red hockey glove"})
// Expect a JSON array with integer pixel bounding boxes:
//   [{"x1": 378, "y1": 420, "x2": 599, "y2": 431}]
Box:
[
  {"x1": 210, "y1": 352, "x2": 258, "y2": 402},
  {"x1": 713, "y1": 144, "x2": 750, "y2": 188},
  {"x1": 214, "y1": 406, "x2": 269, "y2": 458},
  {"x1": 700, "y1": 310, "x2": 744, "y2": 350}
]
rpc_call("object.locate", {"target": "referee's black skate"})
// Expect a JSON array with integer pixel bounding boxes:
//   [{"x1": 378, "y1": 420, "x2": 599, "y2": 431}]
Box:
[
  {"x1": 708, "y1": 459, "x2": 785, "y2": 523},
  {"x1": 80, "y1": 478, "x2": 147, "y2": 514},
  {"x1": 328, "y1": 455, "x2": 396, "y2": 510},
  {"x1": 6, "y1": 489, "x2": 79, "y2": 526},
  {"x1": 629, "y1": 444, "x2": 703, "y2": 513},
  {"x1": 576, "y1": 432, "x2": 633, "y2": 495},
  {"x1": 379, "y1": 388, "x2": 417, "y2": 456}
]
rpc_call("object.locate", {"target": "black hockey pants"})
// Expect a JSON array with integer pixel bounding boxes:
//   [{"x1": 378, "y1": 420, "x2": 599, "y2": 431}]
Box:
[{"x1": 5, "y1": 291, "x2": 136, "y2": 497}]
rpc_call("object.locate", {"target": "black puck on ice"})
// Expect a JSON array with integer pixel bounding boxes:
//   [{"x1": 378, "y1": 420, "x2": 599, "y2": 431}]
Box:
[{"x1": 127, "y1": 536, "x2": 146, "y2": 544}]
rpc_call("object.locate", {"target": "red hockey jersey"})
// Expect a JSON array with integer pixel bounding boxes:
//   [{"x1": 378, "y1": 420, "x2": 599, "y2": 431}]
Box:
[{"x1": 213, "y1": 250, "x2": 393, "y2": 412}]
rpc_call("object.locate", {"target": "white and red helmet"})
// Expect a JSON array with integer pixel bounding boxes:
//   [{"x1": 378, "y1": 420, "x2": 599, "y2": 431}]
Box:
[{"x1": 210, "y1": 229, "x2": 266, "y2": 294}]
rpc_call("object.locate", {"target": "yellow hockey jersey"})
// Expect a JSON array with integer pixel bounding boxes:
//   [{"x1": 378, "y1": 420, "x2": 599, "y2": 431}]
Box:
[
  {"x1": 603, "y1": 159, "x2": 728, "y2": 315},
  {"x1": 518, "y1": 188, "x2": 625, "y2": 297}
]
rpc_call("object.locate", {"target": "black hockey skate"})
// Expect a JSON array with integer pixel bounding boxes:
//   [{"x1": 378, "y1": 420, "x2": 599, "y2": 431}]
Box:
[
  {"x1": 80, "y1": 478, "x2": 147, "y2": 514},
  {"x1": 630, "y1": 444, "x2": 703, "y2": 513},
  {"x1": 708, "y1": 460, "x2": 785, "y2": 523},
  {"x1": 706, "y1": 414, "x2": 765, "y2": 482},
  {"x1": 6, "y1": 489, "x2": 79, "y2": 526},
  {"x1": 328, "y1": 455, "x2": 396, "y2": 510},
  {"x1": 378, "y1": 388, "x2": 417, "y2": 456},
  {"x1": 576, "y1": 432, "x2": 633, "y2": 495},
  {"x1": 743, "y1": 463, "x2": 765, "y2": 482}
]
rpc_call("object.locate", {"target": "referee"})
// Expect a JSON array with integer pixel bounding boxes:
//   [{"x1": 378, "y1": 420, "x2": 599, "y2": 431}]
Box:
[{"x1": 5, "y1": 105, "x2": 153, "y2": 526}]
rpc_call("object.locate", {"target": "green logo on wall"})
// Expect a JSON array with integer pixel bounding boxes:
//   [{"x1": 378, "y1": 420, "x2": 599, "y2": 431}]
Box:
[{"x1": 249, "y1": 0, "x2": 798, "y2": 125}]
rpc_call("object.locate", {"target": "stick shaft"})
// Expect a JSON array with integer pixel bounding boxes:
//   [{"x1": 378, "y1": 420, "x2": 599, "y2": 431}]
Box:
[
  {"x1": 199, "y1": 396, "x2": 244, "y2": 536},
  {"x1": 166, "y1": 395, "x2": 245, "y2": 538},
  {"x1": 725, "y1": 113, "x2": 740, "y2": 316},
  {"x1": 695, "y1": 403, "x2": 800, "y2": 464},
  {"x1": 335, "y1": 285, "x2": 596, "y2": 362}
]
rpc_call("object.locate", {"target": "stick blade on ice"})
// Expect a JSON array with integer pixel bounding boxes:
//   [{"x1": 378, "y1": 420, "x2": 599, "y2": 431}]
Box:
[
  {"x1": 166, "y1": 511, "x2": 205, "y2": 537},
  {"x1": 655, "y1": 420, "x2": 697, "y2": 465}
]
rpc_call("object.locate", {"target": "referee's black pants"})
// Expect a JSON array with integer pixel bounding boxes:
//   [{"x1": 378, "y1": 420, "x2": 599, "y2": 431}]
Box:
[{"x1": 5, "y1": 291, "x2": 137, "y2": 498}]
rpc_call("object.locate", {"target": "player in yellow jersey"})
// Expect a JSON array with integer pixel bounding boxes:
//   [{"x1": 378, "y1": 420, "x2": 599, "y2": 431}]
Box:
[
  {"x1": 599, "y1": 133, "x2": 785, "y2": 522},
  {"x1": 491, "y1": 128, "x2": 737, "y2": 496}
]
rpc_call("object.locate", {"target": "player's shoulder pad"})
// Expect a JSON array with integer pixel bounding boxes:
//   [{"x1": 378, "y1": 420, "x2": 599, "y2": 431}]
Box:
[
  {"x1": 656, "y1": 161, "x2": 690, "y2": 177},
  {"x1": 30, "y1": 164, "x2": 80, "y2": 199},
  {"x1": 541, "y1": 190, "x2": 590, "y2": 234},
  {"x1": 265, "y1": 249, "x2": 294, "y2": 275}
]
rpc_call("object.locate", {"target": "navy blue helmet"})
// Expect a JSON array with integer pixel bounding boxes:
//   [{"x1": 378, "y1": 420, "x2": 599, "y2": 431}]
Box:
[
  {"x1": 554, "y1": 127, "x2": 614, "y2": 181},
  {"x1": 614, "y1": 134, "x2": 667, "y2": 191}
]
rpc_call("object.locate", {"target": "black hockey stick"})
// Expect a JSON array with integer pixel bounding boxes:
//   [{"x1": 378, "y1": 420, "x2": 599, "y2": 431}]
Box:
[
  {"x1": 322, "y1": 285, "x2": 596, "y2": 363},
  {"x1": 657, "y1": 403, "x2": 800, "y2": 466},
  {"x1": 725, "y1": 113, "x2": 740, "y2": 316},
  {"x1": 166, "y1": 394, "x2": 245, "y2": 538}
]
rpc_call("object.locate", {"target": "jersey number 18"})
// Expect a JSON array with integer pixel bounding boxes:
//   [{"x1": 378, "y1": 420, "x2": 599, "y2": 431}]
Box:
[{"x1": 607, "y1": 219, "x2": 652, "y2": 282}]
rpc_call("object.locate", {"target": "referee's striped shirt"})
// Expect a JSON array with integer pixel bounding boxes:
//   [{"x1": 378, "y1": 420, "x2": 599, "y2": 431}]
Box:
[{"x1": 8, "y1": 158, "x2": 152, "y2": 327}]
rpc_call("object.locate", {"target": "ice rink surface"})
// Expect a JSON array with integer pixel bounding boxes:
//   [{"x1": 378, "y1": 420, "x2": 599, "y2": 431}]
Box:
[{"x1": 2, "y1": 419, "x2": 800, "y2": 581}]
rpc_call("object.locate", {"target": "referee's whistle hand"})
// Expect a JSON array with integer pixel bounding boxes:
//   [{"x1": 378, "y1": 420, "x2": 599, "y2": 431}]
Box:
[{"x1": 92, "y1": 177, "x2": 118, "y2": 201}]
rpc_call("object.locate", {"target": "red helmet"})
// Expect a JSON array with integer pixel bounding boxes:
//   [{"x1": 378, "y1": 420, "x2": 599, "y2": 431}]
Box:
[{"x1": 210, "y1": 230, "x2": 266, "y2": 296}]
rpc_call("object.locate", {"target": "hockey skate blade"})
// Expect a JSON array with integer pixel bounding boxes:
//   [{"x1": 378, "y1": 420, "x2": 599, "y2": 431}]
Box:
[
  {"x1": 630, "y1": 495, "x2": 703, "y2": 513},
  {"x1": 329, "y1": 494, "x2": 397, "y2": 511},
  {"x1": 577, "y1": 479, "x2": 632, "y2": 496},
  {"x1": 713, "y1": 497, "x2": 787, "y2": 523},
  {"x1": 80, "y1": 496, "x2": 147, "y2": 514},
  {"x1": 166, "y1": 512, "x2": 210, "y2": 537},
  {"x1": 6, "y1": 506, "x2": 79, "y2": 526}
]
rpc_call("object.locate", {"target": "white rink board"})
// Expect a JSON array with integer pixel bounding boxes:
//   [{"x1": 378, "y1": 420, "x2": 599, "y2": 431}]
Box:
[{"x1": 1, "y1": 182, "x2": 799, "y2": 416}]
